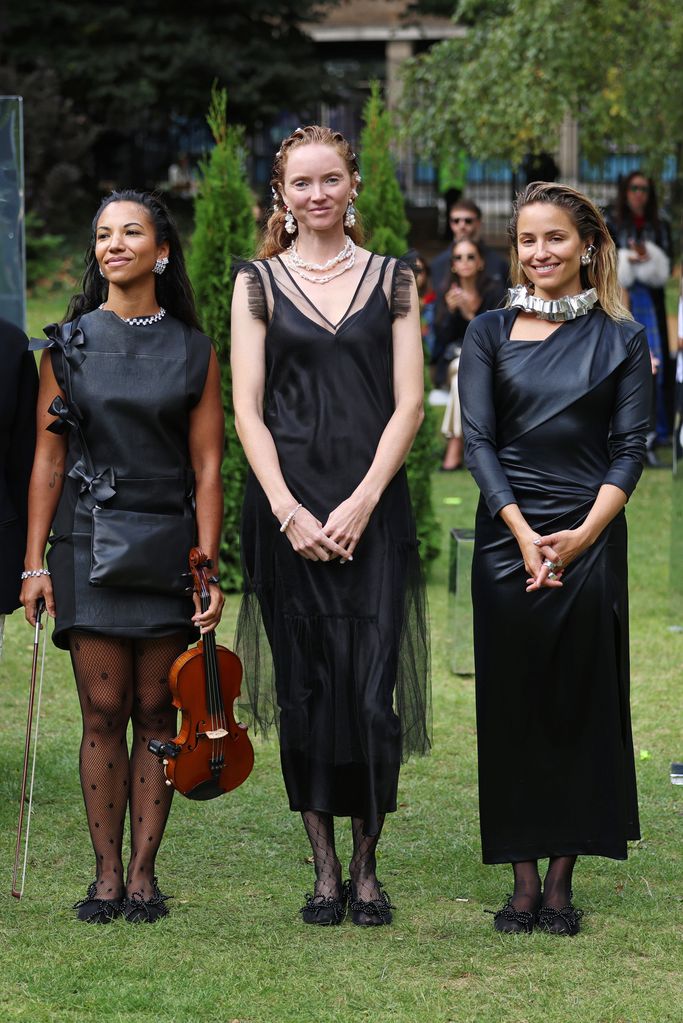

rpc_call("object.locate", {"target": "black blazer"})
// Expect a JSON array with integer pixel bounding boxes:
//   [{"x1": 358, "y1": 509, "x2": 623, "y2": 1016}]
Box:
[{"x1": 0, "y1": 318, "x2": 38, "y2": 613}]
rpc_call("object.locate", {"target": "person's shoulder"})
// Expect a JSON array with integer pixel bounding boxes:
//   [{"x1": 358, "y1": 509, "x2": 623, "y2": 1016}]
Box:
[
  {"x1": 464, "y1": 307, "x2": 511, "y2": 347},
  {"x1": 594, "y1": 309, "x2": 645, "y2": 349},
  {"x1": 0, "y1": 316, "x2": 29, "y2": 350}
]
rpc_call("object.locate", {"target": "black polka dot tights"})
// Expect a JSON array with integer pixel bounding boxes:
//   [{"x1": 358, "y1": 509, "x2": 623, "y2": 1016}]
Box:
[{"x1": 69, "y1": 631, "x2": 186, "y2": 900}]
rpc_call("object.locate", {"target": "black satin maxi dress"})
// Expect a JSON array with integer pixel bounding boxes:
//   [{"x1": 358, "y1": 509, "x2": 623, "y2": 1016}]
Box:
[
  {"x1": 458, "y1": 307, "x2": 650, "y2": 864},
  {"x1": 235, "y1": 255, "x2": 431, "y2": 836}
]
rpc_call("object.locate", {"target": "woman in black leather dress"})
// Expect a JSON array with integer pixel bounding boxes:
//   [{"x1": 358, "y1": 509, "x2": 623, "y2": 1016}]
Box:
[
  {"x1": 21, "y1": 191, "x2": 224, "y2": 923},
  {"x1": 231, "y1": 126, "x2": 430, "y2": 927},
  {"x1": 459, "y1": 182, "x2": 650, "y2": 935}
]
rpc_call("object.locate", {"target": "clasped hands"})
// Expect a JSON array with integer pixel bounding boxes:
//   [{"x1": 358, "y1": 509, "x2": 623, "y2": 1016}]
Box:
[
  {"x1": 521, "y1": 527, "x2": 592, "y2": 593},
  {"x1": 282, "y1": 493, "x2": 375, "y2": 563}
]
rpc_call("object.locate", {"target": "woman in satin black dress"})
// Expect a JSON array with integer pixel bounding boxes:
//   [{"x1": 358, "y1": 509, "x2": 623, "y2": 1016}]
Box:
[
  {"x1": 21, "y1": 191, "x2": 224, "y2": 923},
  {"x1": 459, "y1": 183, "x2": 650, "y2": 935},
  {"x1": 231, "y1": 126, "x2": 430, "y2": 927}
]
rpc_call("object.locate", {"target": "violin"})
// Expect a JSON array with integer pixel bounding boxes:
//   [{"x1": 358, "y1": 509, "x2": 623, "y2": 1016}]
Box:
[{"x1": 148, "y1": 547, "x2": 254, "y2": 799}]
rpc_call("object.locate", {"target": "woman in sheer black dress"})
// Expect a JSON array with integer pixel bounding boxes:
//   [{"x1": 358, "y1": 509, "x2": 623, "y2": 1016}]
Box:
[
  {"x1": 459, "y1": 183, "x2": 650, "y2": 935},
  {"x1": 231, "y1": 126, "x2": 430, "y2": 926},
  {"x1": 21, "y1": 191, "x2": 224, "y2": 923}
]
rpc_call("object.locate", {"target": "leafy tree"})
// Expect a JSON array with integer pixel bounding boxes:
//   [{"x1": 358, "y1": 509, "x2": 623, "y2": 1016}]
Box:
[
  {"x1": 401, "y1": 0, "x2": 683, "y2": 217},
  {"x1": 358, "y1": 83, "x2": 441, "y2": 564},
  {"x1": 0, "y1": 1, "x2": 339, "y2": 138},
  {"x1": 188, "y1": 86, "x2": 256, "y2": 591}
]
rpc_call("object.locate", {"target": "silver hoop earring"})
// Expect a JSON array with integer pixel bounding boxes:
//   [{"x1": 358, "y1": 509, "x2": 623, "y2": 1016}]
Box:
[
  {"x1": 98, "y1": 266, "x2": 105, "y2": 278},
  {"x1": 284, "y1": 208, "x2": 297, "y2": 235},
  {"x1": 580, "y1": 244, "x2": 596, "y2": 267},
  {"x1": 153, "y1": 256, "x2": 169, "y2": 275},
  {"x1": 344, "y1": 201, "x2": 357, "y2": 229}
]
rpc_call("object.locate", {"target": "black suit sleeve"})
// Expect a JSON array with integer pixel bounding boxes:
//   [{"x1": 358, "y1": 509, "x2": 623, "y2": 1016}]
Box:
[{"x1": 7, "y1": 348, "x2": 38, "y2": 532}]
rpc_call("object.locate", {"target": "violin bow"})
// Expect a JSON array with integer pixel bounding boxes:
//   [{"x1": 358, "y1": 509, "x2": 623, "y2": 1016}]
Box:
[{"x1": 12, "y1": 598, "x2": 48, "y2": 899}]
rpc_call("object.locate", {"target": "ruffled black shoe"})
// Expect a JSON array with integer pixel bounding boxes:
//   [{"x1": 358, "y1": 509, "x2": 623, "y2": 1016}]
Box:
[
  {"x1": 487, "y1": 894, "x2": 537, "y2": 934},
  {"x1": 536, "y1": 902, "x2": 583, "y2": 936},
  {"x1": 122, "y1": 877, "x2": 171, "y2": 924},
  {"x1": 346, "y1": 879, "x2": 393, "y2": 926},
  {"x1": 74, "y1": 881, "x2": 123, "y2": 924},
  {"x1": 300, "y1": 885, "x2": 347, "y2": 926}
]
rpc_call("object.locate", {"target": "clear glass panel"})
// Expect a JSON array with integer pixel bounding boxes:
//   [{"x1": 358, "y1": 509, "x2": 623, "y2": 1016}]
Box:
[
  {"x1": 0, "y1": 96, "x2": 25, "y2": 329},
  {"x1": 448, "y1": 527, "x2": 475, "y2": 675}
]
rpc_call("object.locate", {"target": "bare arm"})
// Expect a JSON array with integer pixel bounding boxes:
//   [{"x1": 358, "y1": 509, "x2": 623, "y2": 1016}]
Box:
[
  {"x1": 322, "y1": 274, "x2": 425, "y2": 557},
  {"x1": 230, "y1": 273, "x2": 349, "y2": 562},
  {"x1": 20, "y1": 352, "x2": 67, "y2": 624},
  {"x1": 188, "y1": 347, "x2": 225, "y2": 632}
]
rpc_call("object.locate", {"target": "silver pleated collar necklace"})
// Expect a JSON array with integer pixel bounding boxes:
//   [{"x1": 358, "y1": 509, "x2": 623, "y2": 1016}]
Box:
[{"x1": 507, "y1": 285, "x2": 599, "y2": 322}]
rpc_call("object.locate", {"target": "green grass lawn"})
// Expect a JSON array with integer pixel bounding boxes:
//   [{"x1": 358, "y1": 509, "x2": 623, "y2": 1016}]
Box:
[
  {"x1": 3, "y1": 274, "x2": 682, "y2": 1021},
  {"x1": 2, "y1": 460, "x2": 680, "y2": 1023}
]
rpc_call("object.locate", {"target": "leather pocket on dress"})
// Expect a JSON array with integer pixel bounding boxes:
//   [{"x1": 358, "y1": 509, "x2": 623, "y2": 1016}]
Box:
[{"x1": 89, "y1": 506, "x2": 195, "y2": 595}]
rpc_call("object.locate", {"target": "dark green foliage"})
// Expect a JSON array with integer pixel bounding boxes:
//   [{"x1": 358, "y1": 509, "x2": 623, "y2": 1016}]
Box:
[
  {"x1": 24, "y1": 211, "x2": 64, "y2": 289},
  {"x1": 357, "y1": 83, "x2": 440, "y2": 563},
  {"x1": 188, "y1": 86, "x2": 256, "y2": 592},
  {"x1": 356, "y1": 82, "x2": 411, "y2": 259}
]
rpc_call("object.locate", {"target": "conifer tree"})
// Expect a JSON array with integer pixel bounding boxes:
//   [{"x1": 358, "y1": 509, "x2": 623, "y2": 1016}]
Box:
[
  {"x1": 188, "y1": 85, "x2": 256, "y2": 590},
  {"x1": 357, "y1": 82, "x2": 440, "y2": 562}
]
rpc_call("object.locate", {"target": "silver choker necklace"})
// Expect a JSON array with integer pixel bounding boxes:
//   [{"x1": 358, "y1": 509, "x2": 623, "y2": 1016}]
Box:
[
  {"x1": 100, "y1": 304, "x2": 166, "y2": 326},
  {"x1": 507, "y1": 285, "x2": 598, "y2": 322}
]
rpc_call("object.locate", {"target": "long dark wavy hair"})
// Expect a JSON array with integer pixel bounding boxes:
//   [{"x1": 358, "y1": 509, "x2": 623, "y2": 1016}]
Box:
[
  {"x1": 613, "y1": 169, "x2": 660, "y2": 230},
  {"x1": 64, "y1": 189, "x2": 202, "y2": 330}
]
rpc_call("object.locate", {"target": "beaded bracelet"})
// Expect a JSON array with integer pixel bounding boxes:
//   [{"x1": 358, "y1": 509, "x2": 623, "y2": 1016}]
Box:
[
  {"x1": 279, "y1": 502, "x2": 302, "y2": 533},
  {"x1": 21, "y1": 568, "x2": 51, "y2": 580}
]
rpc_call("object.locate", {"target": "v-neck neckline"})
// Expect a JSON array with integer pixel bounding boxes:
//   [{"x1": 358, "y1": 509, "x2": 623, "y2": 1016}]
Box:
[{"x1": 275, "y1": 253, "x2": 376, "y2": 332}]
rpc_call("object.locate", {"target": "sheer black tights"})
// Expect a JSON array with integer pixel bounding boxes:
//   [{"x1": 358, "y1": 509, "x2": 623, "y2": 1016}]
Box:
[
  {"x1": 301, "y1": 812, "x2": 342, "y2": 901},
  {"x1": 70, "y1": 631, "x2": 185, "y2": 900},
  {"x1": 300, "y1": 813, "x2": 386, "y2": 907},
  {"x1": 509, "y1": 856, "x2": 578, "y2": 912}
]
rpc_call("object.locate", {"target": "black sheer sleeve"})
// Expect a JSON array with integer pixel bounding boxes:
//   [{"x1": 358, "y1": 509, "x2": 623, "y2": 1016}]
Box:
[
  {"x1": 603, "y1": 328, "x2": 650, "y2": 497},
  {"x1": 458, "y1": 316, "x2": 517, "y2": 517},
  {"x1": 235, "y1": 262, "x2": 267, "y2": 321},
  {"x1": 390, "y1": 259, "x2": 414, "y2": 320}
]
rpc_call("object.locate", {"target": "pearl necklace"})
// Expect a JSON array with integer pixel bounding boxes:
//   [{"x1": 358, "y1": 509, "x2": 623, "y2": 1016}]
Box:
[
  {"x1": 284, "y1": 241, "x2": 356, "y2": 284},
  {"x1": 100, "y1": 304, "x2": 166, "y2": 326},
  {"x1": 507, "y1": 285, "x2": 598, "y2": 322},
  {"x1": 287, "y1": 236, "x2": 354, "y2": 272}
]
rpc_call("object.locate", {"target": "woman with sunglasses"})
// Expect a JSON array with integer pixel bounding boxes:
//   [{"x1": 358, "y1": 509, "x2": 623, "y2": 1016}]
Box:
[
  {"x1": 608, "y1": 171, "x2": 673, "y2": 462},
  {"x1": 434, "y1": 239, "x2": 499, "y2": 470}
]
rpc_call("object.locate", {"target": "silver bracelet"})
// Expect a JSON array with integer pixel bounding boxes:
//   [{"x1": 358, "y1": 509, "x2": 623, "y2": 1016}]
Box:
[
  {"x1": 279, "y1": 502, "x2": 302, "y2": 533},
  {"x1": 21, "y1": 568, "x2": 51, "y2": 580}
]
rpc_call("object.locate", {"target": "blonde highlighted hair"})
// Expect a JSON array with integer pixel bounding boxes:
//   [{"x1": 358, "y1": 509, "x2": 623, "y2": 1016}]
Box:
[
  {"x1": 508, "y1": 181, "x2": 631, "y2": 322},
  {"x1": 257, "y1": 125, "x2": 364, "y2": 259}
]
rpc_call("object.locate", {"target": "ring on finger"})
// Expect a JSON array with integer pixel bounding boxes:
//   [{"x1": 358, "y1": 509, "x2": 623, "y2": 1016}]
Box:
[
  {"x1": 547, "y1": 571, "x2": 558, "y2": 580},
  {"x1": 542, "y1": 558, "x2": 559, "y2": 570}
]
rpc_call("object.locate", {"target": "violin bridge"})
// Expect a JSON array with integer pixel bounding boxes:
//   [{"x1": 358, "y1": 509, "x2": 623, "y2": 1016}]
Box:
[{"x1": 203, "y1": 727, "x2": 229, "y2": 740}]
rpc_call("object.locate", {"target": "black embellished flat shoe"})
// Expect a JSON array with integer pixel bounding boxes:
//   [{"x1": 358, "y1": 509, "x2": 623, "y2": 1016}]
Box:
[
  {"x1": 74, "y1": 881, "x2": 123, "y2": 924},
  {"x1": 300, "y1": 887, "x2": 347, "y2": 926},
  {"x1": 487, "y1": 895, "x2": 537, "y2": 934},
  {"x1": 346, "y1": 879, "x2": 393, "y2": 926},
  {"x1": 122, "y1": 877, "x2": 171, "y2": 924},
  {"x1": 536, "y1": 903, "x2": 583, "y2": 936}
]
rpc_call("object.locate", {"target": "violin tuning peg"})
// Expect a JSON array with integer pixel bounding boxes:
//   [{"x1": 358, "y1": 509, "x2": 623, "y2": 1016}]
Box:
[
  {"x1": 162, "y1": 759, "x2": 168, "y2": 766},
  {"x1": 184, "y1": 586, "x2": 194, "y2": 593},
  {"x1": 165, "y1": 779, "x2": 172, "y2": 786}
]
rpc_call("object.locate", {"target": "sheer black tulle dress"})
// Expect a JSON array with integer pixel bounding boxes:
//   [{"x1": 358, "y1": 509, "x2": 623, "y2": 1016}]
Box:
[
  {"x1": 235, "y1": 255, "x2": 431, "y2": 836},
  {"x1": 458, "y1": 308, "x2": 651, "y2": 864}
]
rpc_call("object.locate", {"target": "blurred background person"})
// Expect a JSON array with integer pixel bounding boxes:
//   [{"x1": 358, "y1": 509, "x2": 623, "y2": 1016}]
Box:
[
  {"x1": 433, "y1": 240, "x2": 499, "y2": 471},
  {"x1": 608, "y1": 171, "x2": 673, "y2": 461},
  {"x1": 431, "y1": 199, "x2": 509, "y2": 306}
]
